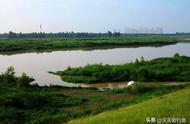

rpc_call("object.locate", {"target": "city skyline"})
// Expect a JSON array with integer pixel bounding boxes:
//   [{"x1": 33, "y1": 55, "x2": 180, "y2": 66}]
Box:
[{"x1": 0, "y1": 0, "x2": 190, "y2": 33}]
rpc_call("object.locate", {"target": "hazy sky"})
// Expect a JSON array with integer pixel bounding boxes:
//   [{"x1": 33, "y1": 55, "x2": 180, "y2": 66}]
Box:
[{"x1": 0, "y1": 0, "x2": 189, "y2": 33}]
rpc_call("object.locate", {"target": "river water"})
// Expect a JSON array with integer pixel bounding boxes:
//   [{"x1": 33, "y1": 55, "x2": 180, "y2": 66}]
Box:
[{"x1": 0, "y1": 43, "x2": 190, "y2": 88}]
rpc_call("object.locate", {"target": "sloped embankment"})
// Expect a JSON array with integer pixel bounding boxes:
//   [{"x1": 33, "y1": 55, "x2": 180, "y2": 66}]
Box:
[{"x1": 68, "y1": 88, "x2": 190, "y2": 124}]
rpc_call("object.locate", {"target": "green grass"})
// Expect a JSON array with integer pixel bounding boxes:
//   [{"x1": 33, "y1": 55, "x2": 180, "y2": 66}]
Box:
[
  {"x1": 0, "y1": 36, "x2": 179, "y2": 54},
  {"x1": 1, "y1": 67, "x2": 190, "y2": 124},
  {"x1": 1, "y1": 83, "x2": 188, "y2": 124},
  {"x1": 55, "y1": 54, "x2": 190, "y2": 83},
  {"x1": 68, "y1": 88, "x2": 190, "y2": 124},
  {"x1": 1, "y1": 82, "x2": 189, "y2": 124}
]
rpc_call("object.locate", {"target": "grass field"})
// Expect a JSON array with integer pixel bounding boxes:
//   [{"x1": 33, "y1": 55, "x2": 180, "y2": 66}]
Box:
[
  {"x1": 68, "y1": 88, "x2": 190, "y2": 124},
  {"x1": 0, "y1": 36, "x2": 180, "y2": 53}
]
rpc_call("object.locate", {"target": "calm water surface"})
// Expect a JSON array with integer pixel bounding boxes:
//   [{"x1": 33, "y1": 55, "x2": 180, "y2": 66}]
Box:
[{"x1": 0, "y1": 43, "x2": 190, "y2": 88}]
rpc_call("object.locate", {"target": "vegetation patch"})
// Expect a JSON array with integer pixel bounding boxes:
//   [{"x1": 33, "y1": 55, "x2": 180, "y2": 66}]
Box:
[
  {"x1": 1, "y1": 67, "x2": 189, "y2": 124},
  {"x1": 55, "y1": 54, "x2": 190, "y2": 83},
  {"x1": 0, "y1": 36, "x2": 180, "y2": 53},
  {"x1": 68, "y1": 88, "x2": 190, "y2": 124}
]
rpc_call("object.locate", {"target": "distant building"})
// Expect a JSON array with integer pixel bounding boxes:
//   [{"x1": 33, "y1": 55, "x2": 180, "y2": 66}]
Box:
[{"x1": 125, "y1": 27, "x2": 163, "y2": 34}]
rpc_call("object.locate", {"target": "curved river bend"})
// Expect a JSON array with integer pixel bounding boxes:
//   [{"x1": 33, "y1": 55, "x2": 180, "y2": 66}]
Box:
[{"x1": 0, "y1": 43, "x2": 190, "y2": 87}]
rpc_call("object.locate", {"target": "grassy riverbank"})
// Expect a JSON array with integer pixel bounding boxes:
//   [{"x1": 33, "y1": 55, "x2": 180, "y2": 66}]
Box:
[
  {"x1": 0, "y1": 36, "x2": 180, "y2": 53},
  {"x1": 1, "y1": 67, "x2": 189, "y2": 124},
  {"x1": 55, "y1": 54, "x2": 190, "y2": 83},
  {"x1": 68, "y1": 88, "x2": 190, "y2": 124}
]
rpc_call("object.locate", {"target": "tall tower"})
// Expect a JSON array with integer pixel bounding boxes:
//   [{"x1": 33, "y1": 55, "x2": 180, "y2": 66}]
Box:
[{"x1": 40, "y1": 24, "x2": 42, "y2": 33}]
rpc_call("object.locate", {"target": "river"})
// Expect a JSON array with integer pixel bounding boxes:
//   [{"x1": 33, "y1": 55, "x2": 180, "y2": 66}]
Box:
[{"x1": 0, "y1": 43, "x2": 190, "y2": 88}]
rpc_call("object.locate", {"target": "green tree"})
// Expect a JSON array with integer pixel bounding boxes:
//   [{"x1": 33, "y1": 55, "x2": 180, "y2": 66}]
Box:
[
  {"x1": 17, "y1": 73, "x2": 34, "y2": 88},
  {"x1": 140, "y1": 56, "x2": 145, "y2": 63},
  {"x1": 107, "y1": 31, "x2": 112, "y2": 37},
  {"x1": 1, "y1": 66, "x2": 16, "y2": 84},
  {"x1": 174, "y1": 53, "x2": 180, "y2": 57},
  {"x1": 8, "y1": 31, "x2": 17, "y2": 39}
]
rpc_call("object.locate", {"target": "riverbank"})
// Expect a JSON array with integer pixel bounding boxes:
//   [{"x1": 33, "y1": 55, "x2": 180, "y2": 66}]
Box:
[
  {"x1": 0, "y1": 36, "x2": 181, "y2": 54},
  {"x1": 84, "y1": 82, "x2": 189, "y2": 90},
  {"x1": 1, "y1": 67, "x2": 190, "y2": 124},
  {"x1": 54, "y1": 54, "x2": 190, "y2": 83}
]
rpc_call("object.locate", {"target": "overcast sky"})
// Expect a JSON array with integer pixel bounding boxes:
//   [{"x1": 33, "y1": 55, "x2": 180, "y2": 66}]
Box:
[{"x1": 0, "y1": 0, "x2": 189, "y2": 33}]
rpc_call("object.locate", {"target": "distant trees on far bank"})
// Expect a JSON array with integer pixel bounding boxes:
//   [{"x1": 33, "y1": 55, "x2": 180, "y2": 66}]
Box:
[
  {"x1": 8, "y1": 31, "x2": 17, "y2": 39},
  {"x1": 2, "y1": 31, "x2": 121, "y2": 39},
  {"x1": 0, "y1": 31, "x2": 189, "y2": 39}
]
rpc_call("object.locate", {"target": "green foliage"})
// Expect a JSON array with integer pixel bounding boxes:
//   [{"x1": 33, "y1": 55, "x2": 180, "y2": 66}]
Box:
[
  {"x1": 0, "y1": 68, "x2": 189, "y2": 124},
  {"x1": 0, "y1": 67, "x2": 34, "y2": 88},
  {"x1": 0, "y1": 66, "x2": 16, "y2": 85},
  {"x1": 0, "y1": 107, "x2": 26, "y2": 124},
  {"x1": 174, "y1": 53, "x2": 180, "y2": 57},
  {"x1": 0, "y1": 93, "x2": 50, "y2": 109},
  {"x1": 17, "y1": 73, "x2": 34, "y2": 88},
  {"x1": 0, "y1": 88, "x2": 86, "y2": 124},
  {"x1": 0, "y1": 82, "x2": 189, "y2": 124},
  {"x1": 97, "y1": 99, "x2": 136, "y2": 113},
  {"x1": 68, "y1": 89, "x2": 190, "y2": 124},
  {"x1": 0, "y1": 36, "x2": 179, "y2": 53},
  {"x1": 8, "y1": 31, "x2": 17, "y2": 39},
  {"x1": 57, "y1": 55, "x2": 190, "y2": 83}
]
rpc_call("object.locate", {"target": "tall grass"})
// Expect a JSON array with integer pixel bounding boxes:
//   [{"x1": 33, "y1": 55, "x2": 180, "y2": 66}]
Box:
[{"x1": 68, "y1": 88, "x2": 190, "y2": 124}]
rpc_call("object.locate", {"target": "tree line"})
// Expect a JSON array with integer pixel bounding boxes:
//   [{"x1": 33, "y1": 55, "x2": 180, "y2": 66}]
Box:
[
  {"x1": 1, "y1": 31, "x2": 190, "y2": 39},
  {"x1": 1, "y1": 31, "x2": 121, "y2": 39}
]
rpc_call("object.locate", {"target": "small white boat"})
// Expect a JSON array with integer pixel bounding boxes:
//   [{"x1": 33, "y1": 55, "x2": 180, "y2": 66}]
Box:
[{"x1": 128, "y1": 81, "x2": 135, "y2": 86}]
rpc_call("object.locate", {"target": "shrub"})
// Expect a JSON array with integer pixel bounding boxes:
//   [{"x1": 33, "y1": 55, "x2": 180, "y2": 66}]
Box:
[
  {"x1": 1, "y1": 93, "x2": 50, "y2": 109},
  {"x1": 0, "y1": 66, "x2": 16, "y2": 85},
  {"x1": 17, "y1": 73, "x2": 34, "y2": 88}
]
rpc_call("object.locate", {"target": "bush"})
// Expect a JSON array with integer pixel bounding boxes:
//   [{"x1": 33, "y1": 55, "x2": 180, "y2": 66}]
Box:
[
  {"x1": 0, "y1": 107, "x2": 26, "y2": 124},
  {"x1": 0, "y1": 66, "x2": 16, "y2": 85},
  {"x1": 17, "y1": 73, "x2": 34, "y2": 88},
  {"x1": 1, "y1": 93, "x2": 50, "y2": 109}
]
